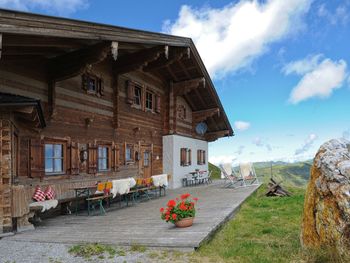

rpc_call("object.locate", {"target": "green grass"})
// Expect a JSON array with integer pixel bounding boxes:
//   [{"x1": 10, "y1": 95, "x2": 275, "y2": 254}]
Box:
[
  {"x1": 253, "y1": 162, "x2": 312, "y2": 188},
  {"x1": 130, "y1": 243, "x2": 147, "y2": 253},
  {"x1": 196, "y1": 186, "x2": 306, "y2": 262},
  {"x1": 68, "y1": 243, "x2": 117, "y2": 259},
  {"x1": 209, "y1": 162, "x2": 221, "y2": 180}
]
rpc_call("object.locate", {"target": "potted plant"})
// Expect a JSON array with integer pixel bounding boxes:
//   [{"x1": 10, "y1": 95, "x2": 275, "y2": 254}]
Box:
[{"x1": 160, "y1": 193, "x2": 198, "y2": 228}]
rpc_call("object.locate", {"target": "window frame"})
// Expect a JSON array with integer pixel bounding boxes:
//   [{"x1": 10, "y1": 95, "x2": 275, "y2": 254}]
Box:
[
  {"x1": 97, "y1": 145, "x2": 111, "y2": 172},
  {"x1": 133, "y1": 84, "x2": 142, "y2": 108},
  {"x1": 145, "y1": 90, "x2": 154, "y2": 112},
  {"x1": 180, "y1": 148, "x2": 192, "y2": 167},
  {"x1": 82, "y1": 73, "x2": 103, "y2": 97},
  {"x1": 125, "y1": 143, "x2": 135, "y2": 164},
  {"x1": 44, "y1": 139, "x2": 67, "y2": 176},
  {"x1": 128, "y1": 80, "x2": 159, "y2": 114},
  {"x1": 197, "y1": 150, "x2": 206, "y2": 165}
]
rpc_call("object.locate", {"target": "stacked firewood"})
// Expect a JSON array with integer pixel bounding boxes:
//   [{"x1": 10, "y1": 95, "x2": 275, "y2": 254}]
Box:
[{"x1": 265, "y1": 178, "x2": 291, "y2": 197}]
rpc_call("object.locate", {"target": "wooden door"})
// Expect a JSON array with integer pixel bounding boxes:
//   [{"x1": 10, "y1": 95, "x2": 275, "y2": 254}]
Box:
[{"x1": 140, "y1": 145, "x2": 152, "y2": 178}]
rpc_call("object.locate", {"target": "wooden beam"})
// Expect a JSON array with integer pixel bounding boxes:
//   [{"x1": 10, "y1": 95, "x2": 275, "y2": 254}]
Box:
[
  {"x1": 0, "y1": 33, "x2": 2, "y2": 60},
  {"x1": 48, "y1": 41, "x2": 116, "y2": 82},
  {"x1": 48, "y1": 81, "x2": 56, "y2": 118},
  {"x1": 114, "y1": 45, "x2": 168, "y2": 75},
  {"x1": 14, "y1": 106, "x2": 34, "y2": 115},
  {"x1": 113, "y1": 74, "x2": 120, "y2": 129},
  {"x1": 205, "y1": 130, "x2": 230, "y2": 138},
  {"x1": 173, "y1": 77, "x2": 205, "y2": 96},
  {"x1": 143, "y1": 47, "x2": 190, "y2": 72},
  {"x1": 192, "y1": 108, "x2": 220, "y2": 123}
]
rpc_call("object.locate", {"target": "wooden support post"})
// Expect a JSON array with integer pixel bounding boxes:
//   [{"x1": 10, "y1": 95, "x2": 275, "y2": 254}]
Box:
[
  {"x1": 114, "y1": 45, "x2": 168, "y2": 75},
  {"x1": 48, "y1": 81, "x2": 56, "y2": 118},
  {"x1": 192, "y1": 108, "x2": 220, "y2": 123},
  {"x1": 173, "y1": 77, "x2": 205, "y2": 96},
  {"x1": 0, "y1": 34, "x2": 2, "y2": 60},
  {"x1": 143, "y1": 47, "x2": 190, "y2": 72},
  {"x1": 113, "y1": 74, "x2": 120, "y2": 130},
  {"x1": 48, "y1": 41, "x2": 112, "y2": 82}
]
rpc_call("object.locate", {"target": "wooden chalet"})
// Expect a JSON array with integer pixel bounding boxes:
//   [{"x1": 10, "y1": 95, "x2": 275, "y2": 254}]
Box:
[{"x1": 0, "y1": 9, "x2": 233, "y2": 234}]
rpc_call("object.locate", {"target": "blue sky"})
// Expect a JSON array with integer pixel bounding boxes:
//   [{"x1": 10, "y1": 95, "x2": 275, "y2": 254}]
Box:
[{"x1": 1, "y1": 0, "x2": 350, "y2": 164}]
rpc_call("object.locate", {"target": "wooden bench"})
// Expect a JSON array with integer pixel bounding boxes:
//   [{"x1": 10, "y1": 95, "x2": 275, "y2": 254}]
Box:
[{"x1": 86, "y1": 196, "x2": 106, "y2": 216}]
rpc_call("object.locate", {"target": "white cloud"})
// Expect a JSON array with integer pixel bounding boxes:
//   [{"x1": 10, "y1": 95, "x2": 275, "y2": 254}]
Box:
[
  {"x1": 163, "y1": 0, "x2": 312, "y2": 78},
  {"x1": 317, "y1": 3, "x2": 349, "y2": 25},
  {"x1": 282, "y1": 54, "x2": 323, "y2": 75},
  {"x1": 252, "y1": 137, "x2": 263, "y2": 147},
  {"x1": 295, "y1": 133, "x2": 318, "y2": 155},
  {"x1": 286, "y1": 56, "x2": 347, "y2": 104},
  {"x1": 209, "y1": 155, "x2": 236, "y2": 165},
  {"x1": 235, "y1": 145, "x2": 245, "y2": 155},
  {"x1": 252, "y1": 137, "x2": 273, "y2": 152},
  {"x1": 234, "y1": 121, "x2": 251, "y2": 131},
  {"x1": 0, "y1": 0, "x2": 88, "y2": 15}
]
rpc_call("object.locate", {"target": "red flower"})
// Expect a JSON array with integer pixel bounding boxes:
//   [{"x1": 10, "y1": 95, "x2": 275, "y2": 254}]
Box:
[
  {"x1": 172, "y1": 213, "x2": 177, "y2": 220},
  {"x1": 181, "y1": 193, "x2": 191, "y2": 200},
  {"x1": 193, "y1": 197, "x2": 198, "y2": 202},
  {"x1": 165, "y1": 215, "x2": 170, "y2": 221},
  {"x1": 165, "y1": 211, "x2": 170, "y2": 215},
  {"x1": 160, "y1": 207, "x2": 164, "y2": 213},
  {"x1": 179, "y1": 202, "x2": 187, "y2": 211},
  {"x1": 167, "y1": 199, "x2": 176, "y2": 207}
]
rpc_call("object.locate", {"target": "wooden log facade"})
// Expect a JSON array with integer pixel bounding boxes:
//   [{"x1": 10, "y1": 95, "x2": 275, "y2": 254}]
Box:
[{"x1": 0, "y1": 9, "x2": 233, "y2": 233}]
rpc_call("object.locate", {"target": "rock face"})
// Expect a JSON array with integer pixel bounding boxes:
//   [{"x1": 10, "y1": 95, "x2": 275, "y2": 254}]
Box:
[{"x1": 301, "y1": 139, "x2": 350, "y2": 255}]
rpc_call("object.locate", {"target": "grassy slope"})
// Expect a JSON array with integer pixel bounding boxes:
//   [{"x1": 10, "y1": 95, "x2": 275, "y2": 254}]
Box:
[
  {"x1": 254, "y1": 162, "x2": 312, "y2": 188},
  {"x1": 196, "y1": 186, "x2": 305, "y2": 262},
  {"x1": 209, "y1": 162, "x2": 222, "y2": 180}
]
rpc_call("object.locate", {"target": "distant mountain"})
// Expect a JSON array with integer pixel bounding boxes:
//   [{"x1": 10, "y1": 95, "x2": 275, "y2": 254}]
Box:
[{"x1": 209, "y1": 160, "x2": 313, "y2": 187}]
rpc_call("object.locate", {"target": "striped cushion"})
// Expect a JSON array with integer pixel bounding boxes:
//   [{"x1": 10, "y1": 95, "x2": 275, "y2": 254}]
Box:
[
  {"x1": 44, "y1": 186, "x2": 55, "y2": 200},
  {"x1": 33, "y1": 186, "x2": 46, "y2": 202}
]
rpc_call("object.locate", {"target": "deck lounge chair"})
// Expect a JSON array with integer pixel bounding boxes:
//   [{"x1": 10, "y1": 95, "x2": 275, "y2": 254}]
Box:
[
  {"x1": 239, "y1": 162, "x2": 260, "y2": 186},
  {"x1": 220, "y1": 163, "x2": 243, "y2": 188}
]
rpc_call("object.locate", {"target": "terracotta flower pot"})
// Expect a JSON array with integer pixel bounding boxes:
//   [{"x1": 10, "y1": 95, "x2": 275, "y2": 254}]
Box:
[{"x1": 174, "y1": 217, "x2": 194, "y2": 228}]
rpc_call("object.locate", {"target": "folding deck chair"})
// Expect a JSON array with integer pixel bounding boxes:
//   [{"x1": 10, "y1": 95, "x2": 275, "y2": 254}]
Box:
[
  {"x1": 220, "y1": 163, "x2": 244, "y2": 188},
  {"x1": 239, "y1": 162, "x2": 260, "y2": 186}
]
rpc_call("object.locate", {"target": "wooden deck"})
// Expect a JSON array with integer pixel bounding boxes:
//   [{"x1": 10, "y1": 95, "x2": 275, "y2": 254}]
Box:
[{"x1": 6, "y1": 181, "x2": 260, "y2": 250}]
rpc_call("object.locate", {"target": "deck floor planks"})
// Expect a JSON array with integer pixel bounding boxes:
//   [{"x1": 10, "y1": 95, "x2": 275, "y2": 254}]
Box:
[{"x1": 5, "y1": 181, "x2": 259, "y2": 250}]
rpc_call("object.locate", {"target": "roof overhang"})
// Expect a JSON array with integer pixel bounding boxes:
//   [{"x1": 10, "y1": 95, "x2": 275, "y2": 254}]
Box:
[{"x1": 0, "y1": 93, "x2": 46, "y2": 129}]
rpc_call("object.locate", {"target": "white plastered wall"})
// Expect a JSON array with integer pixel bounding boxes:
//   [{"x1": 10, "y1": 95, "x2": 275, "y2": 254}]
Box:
[{"x1": 163, "y1": 134, "x2": 208, "y2": 189}]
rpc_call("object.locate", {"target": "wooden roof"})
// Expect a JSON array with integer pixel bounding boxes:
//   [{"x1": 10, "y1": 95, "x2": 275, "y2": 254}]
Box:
[
  {"x1": 0, "y1": 92, "x2": 46, "y2": 128},
  {"x1": 0, "y1": 8, "x2": 234, "y2": 139}
]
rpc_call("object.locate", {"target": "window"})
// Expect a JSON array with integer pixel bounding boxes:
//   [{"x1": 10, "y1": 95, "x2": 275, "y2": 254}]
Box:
[
  {"x1": 45, "y1": 144, "x2": 64, "y2": 174},
  {"x1": 87, "y1": 77, "x2": 97, "y2": 93},
  {"x1": 134, "y1": 85, "x2": 142, "y2": 106},
  {"x1": 98, "y1": 146, "x2": 109, "y2": 171},
  {"x1": 145, "y1": 91, "x2": 153, "y2": 111},
  {"x1": 180, "y1": 148, "x2": 191, "y2": 166},
  {"x1": 125, "y1": 144, "x2": 134, "y2": 163},
  {"x1": 197, "y1": 150, "x2": 206, "y2": 165},
  {"x1": 82, "y1": 73, "x2": 104, "y2": 96},
  {"x1": 143, "y1": 151, "x2": 150, "y2": 167}
]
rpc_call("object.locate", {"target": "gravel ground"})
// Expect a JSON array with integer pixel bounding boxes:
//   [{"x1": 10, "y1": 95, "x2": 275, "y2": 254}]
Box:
[{"x1": 0, "y1": 240, "x2": 192, "y2": 263}]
